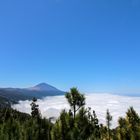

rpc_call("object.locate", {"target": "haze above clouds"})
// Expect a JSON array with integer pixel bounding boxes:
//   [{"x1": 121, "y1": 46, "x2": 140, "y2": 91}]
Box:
[{"x1": 12, "y1": 94, "x2": 140, "y2": 127}]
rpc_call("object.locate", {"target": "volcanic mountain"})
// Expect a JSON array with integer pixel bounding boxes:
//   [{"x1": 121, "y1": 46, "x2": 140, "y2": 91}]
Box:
[
  {"x1": 29, "y1": 83, "x2": 61, "y2": 92},
  {"x1": 0, "y1": 83, "x2": 65, "y2": 107}
]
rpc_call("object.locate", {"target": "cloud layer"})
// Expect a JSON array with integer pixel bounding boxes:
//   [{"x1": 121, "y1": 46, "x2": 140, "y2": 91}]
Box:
[{"x1": 12, "y1": 93, "x2": 140, "y2": 127}]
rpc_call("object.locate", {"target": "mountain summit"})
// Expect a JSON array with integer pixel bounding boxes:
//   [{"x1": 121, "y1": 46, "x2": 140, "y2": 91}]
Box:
[
  {"x1": 0, "y1": 83, "x2": 65, "y2": 105},
  {"x1": 30, "y1": 83, "x2": 60, "y2": 91}
]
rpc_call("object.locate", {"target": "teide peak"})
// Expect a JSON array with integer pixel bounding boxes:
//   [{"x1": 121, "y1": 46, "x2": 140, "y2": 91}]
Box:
[
  {"x1": 0, "y1": 83, "x2": 65, "y2": 106},
  {"x1": 29, "y1": 83, "x2": 61, "y2": 92}
]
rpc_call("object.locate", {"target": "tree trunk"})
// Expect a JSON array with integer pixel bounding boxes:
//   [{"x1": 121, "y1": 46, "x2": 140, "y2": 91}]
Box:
[{"x1": 74, "y1": 105, "x2": 76, "y2": 120}]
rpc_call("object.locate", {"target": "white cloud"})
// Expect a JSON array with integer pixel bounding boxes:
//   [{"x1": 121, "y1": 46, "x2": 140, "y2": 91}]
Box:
[{"x1": 12, "y1": 93, "x2": 140, "y2": 128}]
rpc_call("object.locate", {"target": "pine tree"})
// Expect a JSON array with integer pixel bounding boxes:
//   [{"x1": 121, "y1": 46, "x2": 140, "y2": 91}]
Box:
[
  {"x1": 65, "y1": 87, "x2": 85, "y2": 120},
  {"x1": 106, "y1": 109, "x2": 112, "y2": 140},
  {"x1": 30, "y1": 97, "x2": 41, "y2": 119}
]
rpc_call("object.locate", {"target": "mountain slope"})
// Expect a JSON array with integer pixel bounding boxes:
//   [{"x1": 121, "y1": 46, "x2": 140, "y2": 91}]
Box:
[
  {"x1": 29, "y1": 83, "x2": 61, "y2": 91},
  {"x1": 0, "y1": 83, "x2": 65, "y2": 105}
]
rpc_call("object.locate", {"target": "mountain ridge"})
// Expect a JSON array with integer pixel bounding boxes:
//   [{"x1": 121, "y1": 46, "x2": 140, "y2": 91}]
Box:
[
  {"x1": 0, "y1": 83, "x2": 65, "y2": 107},
  {"x1": 28, "y1": 83, "x2": 60, "y2": 91}
]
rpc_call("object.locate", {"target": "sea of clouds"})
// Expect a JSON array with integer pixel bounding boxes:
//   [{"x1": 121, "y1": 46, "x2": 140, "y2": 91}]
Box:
[{"x1": 12, "y1": 93, "x2": 140, "y2": 128}]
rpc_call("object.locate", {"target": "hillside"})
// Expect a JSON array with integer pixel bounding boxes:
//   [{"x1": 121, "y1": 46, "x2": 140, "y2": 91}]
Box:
[{"x1": 0, "y1": 83, "x2": 65, "y2": 107}]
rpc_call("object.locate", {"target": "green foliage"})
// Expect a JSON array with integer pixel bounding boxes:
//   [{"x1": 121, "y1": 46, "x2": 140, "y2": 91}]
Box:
[
  {"x1": 30, "y1": 97, "x2": 41, "y2": 119},
  {"x1": 1, "y1": 90, "x2": 140, "y2": 140},
  {"x1": 0, "y1": 108, "x2": 52, "y2": 140},
  {"x1": 116, "y1": 107, "x2": 140, "y2": 140},
  {"x1": 65, "y1": 87, "x2": 85, "y2": 119},
  {"x1": 106, "y1": 109, "x2": 112, "y2": 140}
]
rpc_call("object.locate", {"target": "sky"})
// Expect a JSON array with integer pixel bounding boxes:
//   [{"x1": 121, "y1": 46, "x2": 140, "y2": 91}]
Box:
[{"x1": 0, "y1": 0, "x2": 140, "y2": 93}]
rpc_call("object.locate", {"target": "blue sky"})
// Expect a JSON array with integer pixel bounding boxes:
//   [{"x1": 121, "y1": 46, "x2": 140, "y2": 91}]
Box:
[{"x1": 0, "y1": 0, "x2": 140, "y2": 93}]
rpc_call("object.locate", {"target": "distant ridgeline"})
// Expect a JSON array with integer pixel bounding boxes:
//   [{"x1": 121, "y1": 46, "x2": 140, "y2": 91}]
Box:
[{"x1": 0, "y1": 83, "x2": 65, "y2": 107}]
